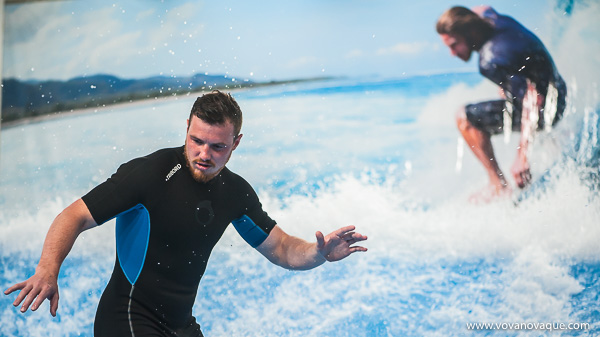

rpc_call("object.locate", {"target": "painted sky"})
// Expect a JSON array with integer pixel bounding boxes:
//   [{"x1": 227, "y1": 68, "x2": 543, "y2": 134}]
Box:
[{"x1": 3, "y1": 0, "x2": 563, "y2": 82}]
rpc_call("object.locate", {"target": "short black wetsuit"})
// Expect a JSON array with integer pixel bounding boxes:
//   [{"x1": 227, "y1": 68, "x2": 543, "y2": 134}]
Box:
[
  {"x1": 82, "y1": 146, "x2": 277, "y2": 336},
  {"x1": 465, "y1": 7, "x2": 567, "y2": 134}
]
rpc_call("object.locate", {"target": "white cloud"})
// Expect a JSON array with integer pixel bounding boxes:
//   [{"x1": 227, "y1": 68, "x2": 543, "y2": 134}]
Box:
[
  {"x1": 376, "y1": 41, "x2": 431, "y2": 56},
  {"x1": 4, "y1": 9, "x2": 76, "y2": 79},
  {"x1": 136, "y1": 8, "x2": 156, "y2": 22},
  {"x1": 344, "y1": 49, "x2": 364, "y2": 59},
  {"x1": 4, "y1": 2, "x2": 63, "y2": 45},
  {"x1": 286, "y1": 56, "x2": 318, "y2": 69},
  {"x1": 4, "y1": 6, "x2": 126, "y2": 79},
  {"x1": 3, "y1": 2, "x2": 207, "y2": 80},
  {"x1": 146, "y1": 3, "x2": 204, "y2": 48},
  {"x1": 48, "y1": 7, "x2": 142, "y2": 78}
]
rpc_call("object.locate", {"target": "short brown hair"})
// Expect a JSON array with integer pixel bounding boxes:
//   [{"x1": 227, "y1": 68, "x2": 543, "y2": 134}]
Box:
[
  {"x1": 436, "y1": 6, "x2": 494, "y2": 50},
  {"x1": 189, "y1": 90, "x2": 243, "y2": 136}
]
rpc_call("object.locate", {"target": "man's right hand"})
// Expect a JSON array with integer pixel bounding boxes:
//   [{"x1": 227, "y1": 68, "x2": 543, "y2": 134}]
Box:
[
  {"x1": 4, "y1": 198, "x2": 96, "y2": 317},
  {"x1": 511, "y1": 153, "x2": 532, "y2": 188},
  {"x1": 4, "y1": 269, "x2": 60, "y2": 316}
]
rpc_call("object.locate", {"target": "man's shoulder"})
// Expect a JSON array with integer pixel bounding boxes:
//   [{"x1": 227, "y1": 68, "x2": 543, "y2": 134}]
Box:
[
  {"x1": 116, "y1": 146, "x2": 183, "y2": 178},
  {"x1": 218, "y1": 167, "x2": 260, "y2": 196},
  {"x1": 218, "y1": 167, "x2": 250, "y2": 186},
  {"x1": 481, "y1": 14, "x2": 544, "y2": 69},
  {"x1": 144, "y1": 146, "x2": 183, "y2": 161},
  {"x1": 216, "y1": 167, "x2": 262, "y2": 207},
  {"x1": 130, "y1": 146, "x2": 183, "y2": 166},
  {"x1": 488, "y1": 9, "x2": 534, "y2": 41}
]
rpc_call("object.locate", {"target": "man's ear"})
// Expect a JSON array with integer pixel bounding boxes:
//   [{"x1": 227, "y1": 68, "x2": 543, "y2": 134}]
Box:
[{"x1": 232, "y1": 134, "x2": 243, "y2": 150}]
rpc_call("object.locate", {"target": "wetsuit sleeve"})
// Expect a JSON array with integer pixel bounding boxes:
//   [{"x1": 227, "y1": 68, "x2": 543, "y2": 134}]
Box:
[
  {"x1": 82, "y1": 157, "x2": 152, "y2": 225},
  {"x1": 230, "y1": 177, "x2": 277, "y2": 248}
]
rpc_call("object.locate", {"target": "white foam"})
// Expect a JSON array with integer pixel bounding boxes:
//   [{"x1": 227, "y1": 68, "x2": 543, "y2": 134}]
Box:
[{"x1": 196, "y1": 161, "x2": 599, "y2": 334}]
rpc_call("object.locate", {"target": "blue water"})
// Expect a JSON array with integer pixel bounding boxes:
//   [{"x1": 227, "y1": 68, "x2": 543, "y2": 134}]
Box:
[{"x1": 1, "y1": 70, "x2": 599, "y2": 336}]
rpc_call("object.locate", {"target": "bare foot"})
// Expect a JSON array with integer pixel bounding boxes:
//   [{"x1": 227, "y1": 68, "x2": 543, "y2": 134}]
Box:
[{"x1": 468, "y1": 184, "x2": 512, "y2": 204}]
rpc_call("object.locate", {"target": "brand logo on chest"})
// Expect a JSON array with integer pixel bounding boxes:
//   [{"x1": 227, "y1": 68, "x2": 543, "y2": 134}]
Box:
[{"x1": 165, "y1": 164, "x2": 182, "y2": 181}]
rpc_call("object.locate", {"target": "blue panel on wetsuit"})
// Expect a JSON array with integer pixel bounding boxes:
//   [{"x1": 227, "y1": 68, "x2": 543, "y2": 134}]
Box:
[
  {"x1": 232, "y1": 215, "x2": 269, "y2": 248},
  {"x1": 115, "y1": 204, "x2": 150, "y2": 285}
]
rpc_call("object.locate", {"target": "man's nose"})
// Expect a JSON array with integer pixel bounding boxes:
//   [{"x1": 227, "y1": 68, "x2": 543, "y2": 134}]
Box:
[{"x1": 199, "y1": 144, "x2": 212, "y2": 161}]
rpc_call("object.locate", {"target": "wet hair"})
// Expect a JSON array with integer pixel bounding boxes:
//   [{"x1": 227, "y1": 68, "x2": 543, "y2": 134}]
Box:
[
  {"x1": 436, "y1": 6, "x2": 494, "y2": 50},
  {"x1": 188, "y1": 90, "x2": 243, "y2": 136}
]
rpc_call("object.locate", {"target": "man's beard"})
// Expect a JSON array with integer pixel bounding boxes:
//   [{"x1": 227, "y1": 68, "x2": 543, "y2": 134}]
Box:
[{"x1": 183, "y1": 144, "x2": 230, "y2": 183}]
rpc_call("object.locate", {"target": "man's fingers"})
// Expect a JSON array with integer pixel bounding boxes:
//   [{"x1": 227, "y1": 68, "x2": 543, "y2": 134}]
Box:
[
  {"x1": 523, "y1": 171, "x2": 532, "y2": 184},
  {"x1": 349, "y1": 246, "x2": 368, "y2": 253},
  {"x1": 351, "y1": 232, "x2": 367, "y2": 240},
  {"x1": 517, "y1": 171, "x2": 531, "y2": 188},
  {"x1": 4, "y1": 281, "x2": 26, "y2": 296},
  {"x1": 315, "y1": 231, "x2": 325, "y2": 248},
  {"x1": 50, "y1": 292, "x2": 59, "y2": 317},
  {"x1": 337, "y1": 227, "x2": 368, "y2": 242},
  {"x1": 11, "y1": 283, "x2": 32, "y2": 307},
  {"x1": 32, "y1": 287, "x2": 54, "y2": 312},
  {"x1": 334, "y1": 225, "x2": 356, "y2": 237},
  {"x1": 6, "y1": 276, "x2": 60, "y2": 315},
  {"x1": 346, "y1": 238, "x2": 368, "y2": 246},
  {"x1": 343, "y1": 232, "x2": 367, "y2": 241},
  {"x1": 514, "y1": 173, "x2": 522, "y2": 186},
  {"x1": 343, "y1": 233, "x2": 368, "y2": 245},
  {"x1": 18, "y1": 287, "x2": 40, "y2": 312},
  {"x1": 514, "y1": 172, "x2": 525, "y2": 188},
  {"x1": 341, "y1": 231, "x2": 356, "y2": 240}
]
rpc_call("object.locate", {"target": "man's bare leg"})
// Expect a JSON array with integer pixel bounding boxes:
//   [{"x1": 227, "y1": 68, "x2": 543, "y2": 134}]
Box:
[{"x1": 456, "y1": 107, "x2": 511, "y2": 201}]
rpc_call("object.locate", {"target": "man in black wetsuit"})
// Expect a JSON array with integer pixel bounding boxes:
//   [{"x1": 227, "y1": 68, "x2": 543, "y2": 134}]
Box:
[
  {"x1": 4, "y1": 91, "x2": 368, "y2": 336},
  {"x1": 436, "y1": 6, "x2": 567, "y2": 202}
]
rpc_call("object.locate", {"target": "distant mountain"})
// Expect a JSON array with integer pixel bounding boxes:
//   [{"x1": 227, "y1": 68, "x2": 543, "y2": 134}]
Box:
[{"x1": 1, "y1": 73, "x2": 252, "y2": 123}]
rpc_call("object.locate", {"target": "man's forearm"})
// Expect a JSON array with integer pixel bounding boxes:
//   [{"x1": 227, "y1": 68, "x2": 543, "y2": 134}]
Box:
[
  {"x1": 518, "y1": 81, "x2": 542, "y2": 159},
  {"x1": 269, "y1": 235, "x2": 325, "y2": 270},
  {"x1": 283, "y1": 237, "x2": 326, "y2": 270},
  {"x1": 257, "y1": 226, "x2": 327, "y2": 271},
  {"x1": 517, "y1": 129, "x2": 530, "y2": 160}
]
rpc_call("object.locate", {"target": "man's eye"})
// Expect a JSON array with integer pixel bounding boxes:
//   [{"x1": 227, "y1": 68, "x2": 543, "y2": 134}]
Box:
[{"x1": 212, "y1": 145, "x2": 226, "y2": 151}]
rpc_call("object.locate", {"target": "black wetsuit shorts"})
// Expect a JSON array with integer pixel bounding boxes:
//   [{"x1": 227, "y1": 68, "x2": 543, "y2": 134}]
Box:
[{"x1": 465, "y1": 97, "x2": 565, "y2": 135}]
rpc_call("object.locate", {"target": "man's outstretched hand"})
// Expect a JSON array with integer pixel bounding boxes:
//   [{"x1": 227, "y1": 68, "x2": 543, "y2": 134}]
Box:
[
  {"x1": 4, "y1": 270, "x2": 60, "y2": 317},
  {"x1": 316, "y1": 225, "x2": 368, "y2": 262}
]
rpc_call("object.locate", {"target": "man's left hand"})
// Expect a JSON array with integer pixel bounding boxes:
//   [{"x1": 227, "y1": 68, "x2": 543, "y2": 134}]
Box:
[
  {"x1": 316, "y1": 225, "x2": 367, "y2": 262},
  {"x1": 511, "y1": 155, "x2": 531, "y2": 188}
]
